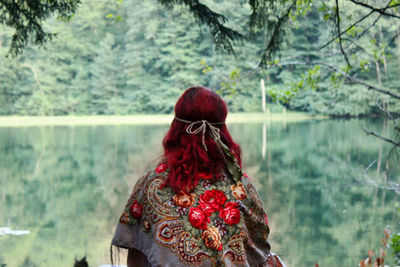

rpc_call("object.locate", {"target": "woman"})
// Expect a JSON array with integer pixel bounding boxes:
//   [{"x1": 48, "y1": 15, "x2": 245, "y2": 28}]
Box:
[{"x1": 111, "y1": 86, "x2": 285, "y2": 267}]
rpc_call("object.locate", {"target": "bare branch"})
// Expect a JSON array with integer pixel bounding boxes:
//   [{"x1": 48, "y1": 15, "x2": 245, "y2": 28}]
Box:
[
  {"x1": 315, "y1": 61, "x2": 400, "y2": 100},
  {"x1": 344, "y1": 11, "x2": 384, "y2": 50},
  {"x1": 329, "y1": 155, "x2": 400, "y2": 195},
  {"x1": 362, "y1": 127, "x2": 400, "y2": 147},
  {"x1": 320, "y1": 9, "x2": 375, "y2": 50},
  {"x1": 364, "y1": 159, "x2": 377, "y2": 173},
  {"x1": 375, "y1": 98, "x2": 394, "y2": 119},
  {"x1": 335, "y1": 0, "x2": 351, "y2": 66},
  {"x1": 384, "y1": 31, "x2": 400, "y2": 52},
  {"x1": 386, "y1": 3, "x2": 400, "y2": 9},
  {"x1": 350, "y1": 0, "x2": 400, "y2": 19},
  {"x1": 266, "y1": 60, "x2": 400, "y2": 100},
  {"x1": 320, "y1": 0, "x2": 395, "y2": 50}
]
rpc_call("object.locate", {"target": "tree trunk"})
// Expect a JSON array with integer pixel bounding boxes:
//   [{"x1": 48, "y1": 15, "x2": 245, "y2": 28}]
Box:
[
  {"x1": 397, "y1": 27, "x2": 400, "y2": 67},
  {"x1": 262, "y1": 122, "x2": 266, "y2": 159},
  {"x1": 379, "y1": 26, "x2": 387, "y2": 76},
  {"x1": 375, "y1": 60, "x2": 382, "y2": 86},
  {"x1": 23, "y1": 64, "x2": 45, "y2": 116},
  {"x1": 260, "y1": 79, "x2": 266, "y2": 113}
]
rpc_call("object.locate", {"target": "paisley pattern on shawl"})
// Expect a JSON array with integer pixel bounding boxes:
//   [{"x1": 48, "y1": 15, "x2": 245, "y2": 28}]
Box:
[{"x1": 112, "y1": 161, "x2": 285, "y2": 267}]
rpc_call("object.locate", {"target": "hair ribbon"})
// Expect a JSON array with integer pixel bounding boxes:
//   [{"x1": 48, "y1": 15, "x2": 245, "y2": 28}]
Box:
[
  {"x1": 174, "y1": 116, "x2": 243, "y2": 181},
  {"x1": 174, "y1": 117, "x2": 224, "y2": 151}
]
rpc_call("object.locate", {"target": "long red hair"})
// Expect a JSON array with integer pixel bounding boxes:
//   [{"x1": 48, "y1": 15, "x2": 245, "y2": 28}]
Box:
[{"x1": 162, "y1": 86, "x2": 241, "y2": 193}]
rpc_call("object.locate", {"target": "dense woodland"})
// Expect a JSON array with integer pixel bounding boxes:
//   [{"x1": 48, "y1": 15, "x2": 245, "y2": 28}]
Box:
[{"x1": 0, "y1": 0, "x2": 400, "y2": 116}]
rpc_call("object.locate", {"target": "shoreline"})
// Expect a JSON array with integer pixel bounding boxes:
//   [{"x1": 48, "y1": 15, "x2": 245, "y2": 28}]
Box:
[{"x1": 0, "y1": 113, "x2": 328, "y2": 127}]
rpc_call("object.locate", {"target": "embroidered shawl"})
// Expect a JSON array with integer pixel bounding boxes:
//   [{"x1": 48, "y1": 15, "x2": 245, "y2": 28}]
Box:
[{"x1": 111, "y1": 162, "x2": 285, "y2": 267}]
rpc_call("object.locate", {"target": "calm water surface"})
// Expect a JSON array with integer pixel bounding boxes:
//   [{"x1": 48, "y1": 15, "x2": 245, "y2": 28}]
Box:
[{"x1": 0, "y1": 118, "x2": 399, "y2": 266}]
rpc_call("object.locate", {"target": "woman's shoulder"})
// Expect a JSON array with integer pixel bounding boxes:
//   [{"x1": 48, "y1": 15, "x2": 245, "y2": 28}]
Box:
[{"x1": 118, "y1": 161, "x2": 170, "y2": 221}]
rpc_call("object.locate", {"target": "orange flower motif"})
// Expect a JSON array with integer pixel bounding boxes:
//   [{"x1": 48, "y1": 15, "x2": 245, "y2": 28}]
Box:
[
  {"x1": 230, "y1": 182, "x2": 247, "y2": 200},
  {"x1": 172, "y1": 191, "x2": 196, "y2": 207},
  {"x1": 119, "y1": 212, "x2": 129, "y2": 224},
  {"x1": 143, "y1": 220, "x2": 151, "y2": 231},
  {"x1": 202, "y1": 226, "x2": 223, "y2": 251}
]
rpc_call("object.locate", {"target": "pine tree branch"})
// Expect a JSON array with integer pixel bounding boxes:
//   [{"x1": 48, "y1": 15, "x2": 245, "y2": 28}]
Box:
[
  {"x1": 258, "y1": 2, "x2": 296, "y2": 67},
  {"x1": 0, "y1": 0, "x2": 81, "y2": 56},
  {"x1": 157, "y1": 0, "x2": 244, "y2": 54}
]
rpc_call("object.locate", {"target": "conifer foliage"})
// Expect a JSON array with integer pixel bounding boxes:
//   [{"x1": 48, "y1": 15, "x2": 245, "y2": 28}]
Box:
[{"x1": 0, "y1": 0, "x2": 81, "y2": 56}]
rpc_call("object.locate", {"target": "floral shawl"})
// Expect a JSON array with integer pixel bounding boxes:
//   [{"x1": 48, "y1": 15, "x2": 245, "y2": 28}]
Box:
[{"x1": 111, "y1": 162, "x2": 285, "y2": 267}]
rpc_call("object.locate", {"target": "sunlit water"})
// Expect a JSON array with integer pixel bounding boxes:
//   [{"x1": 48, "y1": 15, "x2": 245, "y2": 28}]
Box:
[{"x1": 0, "y1": 118, "x2": 399, "y2": 267}]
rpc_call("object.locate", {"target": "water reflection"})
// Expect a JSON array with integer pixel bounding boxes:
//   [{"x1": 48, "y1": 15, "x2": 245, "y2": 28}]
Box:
[{"x1": 0, "y1": 119, "x2": 398, "y2": 266}]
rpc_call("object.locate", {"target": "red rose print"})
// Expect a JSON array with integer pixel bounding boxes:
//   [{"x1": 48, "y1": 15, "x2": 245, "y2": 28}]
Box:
[
  {"x1": 155, "y1": 163, "x2": 168, "y2": 173},
  {"x1": 188, "y1": 207, "x2": 210, "y2": 229},
  {"x1": 130, "y1": 200, "x2": 144, "y2": 219},
  {"x1": 219, "y1": 202, "x2": 241, "y2": 225},
  {"x1": 198, "y1": 172, "x2": 214, "y2": 180},
  {"x1": 198, "y1": 201, "x2": 215, "y2": 217},
  {"x1": 199, "y1": 189, "x2": 227, "y2": 216}
]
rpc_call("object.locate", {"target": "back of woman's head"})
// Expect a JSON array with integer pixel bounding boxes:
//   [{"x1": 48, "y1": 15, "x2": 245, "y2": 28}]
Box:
[{"x1": 162, "y1": 86, "x2": 241, "y2": 193}]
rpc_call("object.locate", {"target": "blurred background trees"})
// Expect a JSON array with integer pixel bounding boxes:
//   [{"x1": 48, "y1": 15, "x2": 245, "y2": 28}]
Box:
[{"x1": 0, "y1": 0, "x2": 399, "y2": 118}]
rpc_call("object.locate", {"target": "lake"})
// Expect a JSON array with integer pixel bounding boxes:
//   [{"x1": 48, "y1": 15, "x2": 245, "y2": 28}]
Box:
[{"x1": 0, "y1": 117, "x2": 399, "y2": 266}]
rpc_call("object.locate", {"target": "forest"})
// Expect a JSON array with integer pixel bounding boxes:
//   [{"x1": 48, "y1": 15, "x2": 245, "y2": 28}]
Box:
[
  {"x1": 1, "y1": 1, "x2": 400, "y2": 266},
  {"x1": 0, "y1": 0, "x2": 399, "y2": 117}
]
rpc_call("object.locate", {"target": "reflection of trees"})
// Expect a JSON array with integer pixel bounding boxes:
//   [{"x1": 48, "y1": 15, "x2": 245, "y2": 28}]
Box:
[
  {"x1": 230, "y1": 120, "x2": 399, "y2": 266},
  {"x1": 0, "y1": 121, "x2": 398, "y2": 266},
  {"x1": 0, "y1": 125, "x2": 167, "y2": 266}
]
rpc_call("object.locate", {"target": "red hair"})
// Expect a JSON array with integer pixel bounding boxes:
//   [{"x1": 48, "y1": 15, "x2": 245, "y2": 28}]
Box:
[{"x1": 162, "y1": 86, "x2": 241, "y2": 193}]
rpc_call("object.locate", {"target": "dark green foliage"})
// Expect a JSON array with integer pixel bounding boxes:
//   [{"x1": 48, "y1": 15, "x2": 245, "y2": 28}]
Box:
[
  {"x1": 249, "y1": 0, "x2": 297, "y2": 66},
  {"x1": 157, "y1": 0, "x2": 245, "y2": 54},
  {"x1": 0, "y1": 0, "x2": 81, "y2": 56},
  {"x1": 0, "y1": 0, "x2": 399, "y2": 117}
]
